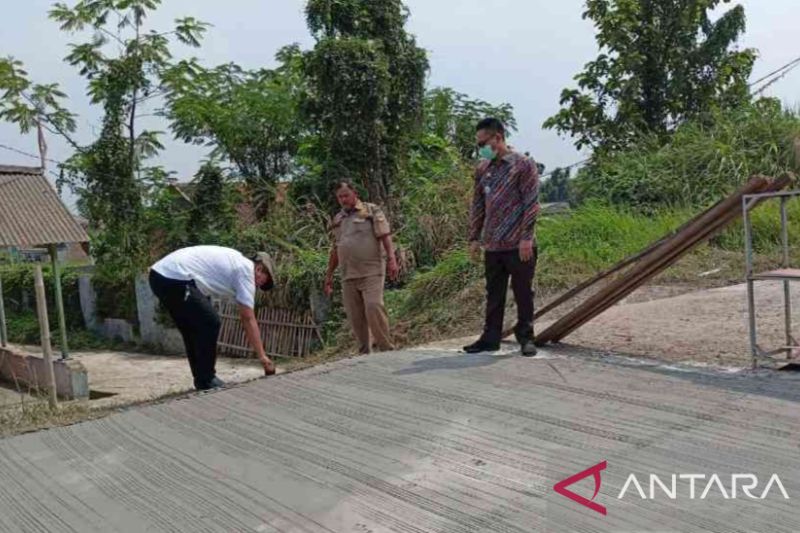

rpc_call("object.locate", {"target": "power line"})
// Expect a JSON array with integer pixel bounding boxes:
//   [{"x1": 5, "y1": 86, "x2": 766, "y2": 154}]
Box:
[
  {"x1": 0, "y1": 142, "x2": 65, "y2": 185},
  {"x1": 749, "y1": 55, "x2": 800, "y2": 90},
  {"x1": 0, "y1": 142, "x2": 64, "y2": 167},
  {"x1": 540, "y1": 158, "x2": 590, "y2": 180},
  {"x1": 751, "y1": 60, "x2": 800, "y2": 97}
]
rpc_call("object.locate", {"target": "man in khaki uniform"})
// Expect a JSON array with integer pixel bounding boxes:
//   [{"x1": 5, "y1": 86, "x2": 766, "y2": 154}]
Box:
[{"x1": 324, "y1": 180, "x2": 399, "y2": 353}]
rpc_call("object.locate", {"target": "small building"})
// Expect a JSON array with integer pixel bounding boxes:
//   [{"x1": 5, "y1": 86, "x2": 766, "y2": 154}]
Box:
[{"x1": 0, "y1": 165, "x2": 89, "y2": 354}]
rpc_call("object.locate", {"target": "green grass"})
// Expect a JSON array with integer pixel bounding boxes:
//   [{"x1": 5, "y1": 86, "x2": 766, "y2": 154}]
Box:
[
  {"x1": 378, "y1": 199, "x2": 800, "y2": 348},
  {"x1": 535, "y1": 200, "x2": 800, "y2": 290},
  {"x1": 3, "y1": 311, "x2": 137, "y2": 351},
  {"x1": 712, "y1": 200, "x2": 800, "y2": 252},
  {"x1": 397, "y1": 249, "x2": 480, "y2": 313},
  {"x1": 384, "y1": 204, "x2": 693, "y2": 345},
  {"x1": 536, "y1": 202, "x2": 694, "y2": 289},
  {"x1": 577, "y1": 100, "x2": 800, "y2": 207}
]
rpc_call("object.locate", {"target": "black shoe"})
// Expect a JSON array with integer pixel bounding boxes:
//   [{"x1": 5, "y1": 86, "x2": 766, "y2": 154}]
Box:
[
  {"x1": 462, "y1": 340, "x2": 500, "y2": 353},
  {"x1": 196, "y1": 376, "x2": 226, "y2": 391},
  {"x1": 519, "y1": 340, "x2": 537, "y2": 357}
]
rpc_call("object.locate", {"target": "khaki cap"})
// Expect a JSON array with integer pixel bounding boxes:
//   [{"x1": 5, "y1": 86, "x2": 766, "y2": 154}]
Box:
[{"x1": 252, "y1": 251, "x2": 276, "y2": 291}]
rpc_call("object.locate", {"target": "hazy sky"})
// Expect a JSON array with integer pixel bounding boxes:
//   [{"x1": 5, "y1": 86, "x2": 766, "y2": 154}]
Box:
[{"x1": 2, "y1": 1, "x2": 799, "y2": 211}]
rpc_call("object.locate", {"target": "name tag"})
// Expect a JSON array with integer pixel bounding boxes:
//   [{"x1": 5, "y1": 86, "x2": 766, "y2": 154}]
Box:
[{"x1": 353, "y1": 219, "x2": 367, "y2": 224}]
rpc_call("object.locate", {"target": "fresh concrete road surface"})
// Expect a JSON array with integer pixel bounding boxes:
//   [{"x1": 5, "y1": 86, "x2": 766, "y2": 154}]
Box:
[{"x1": 1, "y1": 344, "x2": 800, "y2": 532}]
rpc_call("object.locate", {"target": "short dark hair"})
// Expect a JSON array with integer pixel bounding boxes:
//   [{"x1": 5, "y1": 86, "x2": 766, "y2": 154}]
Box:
[
  {"x1": 333, "y1": 180, "x2": 357, "y2": 194},
  {"x1": 476, "y1": 117, "x2": 505, "y2": 138}
]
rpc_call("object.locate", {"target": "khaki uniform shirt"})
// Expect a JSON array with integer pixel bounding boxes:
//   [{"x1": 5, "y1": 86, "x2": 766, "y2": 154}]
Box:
[{"x1": 331, "y1": 201, "x2": 391, "y2": 281}]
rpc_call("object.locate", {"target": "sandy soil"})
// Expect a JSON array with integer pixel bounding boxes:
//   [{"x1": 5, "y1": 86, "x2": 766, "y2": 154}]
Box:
[
  {"x1": 549, "y1": 281, "x2": 800, "y2": 368},
  {"x1": 3, "y1": 344, "x2": 271, "y2": 409}
]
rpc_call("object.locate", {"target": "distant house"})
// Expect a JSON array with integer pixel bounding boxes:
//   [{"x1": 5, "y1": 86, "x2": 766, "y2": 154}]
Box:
[
  {"x1": 6, "y1": 214, "x2": 90, "y2": 264},
  {"x1": 168, "y1": 180, "x2": 264, "y2": 227},
  {"x1": 0, "y1": 165, "x2": 90, "y2": 265},
  {"x1": 64, "y1": 216, "x2": 91, "y2": 262},
  {"x1": 146, "y1": 179, "x2": 293, "y2": 258}
]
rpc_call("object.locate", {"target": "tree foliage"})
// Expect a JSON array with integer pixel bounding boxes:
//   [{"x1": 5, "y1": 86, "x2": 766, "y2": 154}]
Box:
[
  {"x1": 187, "y1": 163, "x2": 235, "y2": 244},
  {"x1": 162, "y1": 45, "x2": 306, "y2": 214},
  {"x1": 47, "y1": 0, "x2": 207, "y2": 271},
  {"x1": 423, "y1": 87, "x2": 517, "y2": 160},
  {"x1": 49, "y1": 0, "x2": 208, "y2": 156},
  {"x1": 544, "y1": 0, "x2": 756, "y2": 153},
  {"x1": 0, "y1": 58, "x2": 78, "y2": 148},
  {"x1": 3, "y1": 0, "x2": 525, "y2": 305},
  {"x1": 303, "y1": 0, "x2": 429, "y2": 206},
  {"x1": 540, "y1": 167, "x2": 573, "y2": 204},
  {"x1": 573, "y1": 98, "x2": 800, "y2": 208},
  {"x1": 77, "y1": 62, "x2": 146, "y2": 272},
  {"x1": 1, "y1": 0, "x2": 208, "y2": 273}
]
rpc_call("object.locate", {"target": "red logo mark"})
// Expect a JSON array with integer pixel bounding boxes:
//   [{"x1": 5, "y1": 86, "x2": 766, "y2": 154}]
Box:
[{"x1": 553, "y1": 461, "x2": 607, "y2": 515}]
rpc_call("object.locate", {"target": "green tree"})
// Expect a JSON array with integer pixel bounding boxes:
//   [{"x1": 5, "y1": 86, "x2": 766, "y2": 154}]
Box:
[
  {"x1": 142, "y1": 185, "x2": 191, "y2": 257},
  {"x1": 187, "y1": 163, "x2": 235, "y2": 244},
  {"x1": 78, "y1": 62, "x2": 147, "y2": 272},
  {"x1": 52, "y1": 0, "x2": 207, "y2": 270},
  {"x1": 163, "y1": 45, "x2": 306, "y2": 215},
  {"x1": 573, "y1": 98, "x2": 800, "y2": 207},
  {"x1": 544, "y1": 0, "x2": 756, "y2": 153},
  {"x1": 304, "y1": 0, "x2": 429, "y2": 207},
  {"x1": 1, "y1": 1, "x2": 208, "y2": 272},
  {"x1": 0, "y1": 58, "x2": 78, "y2": 150},
  {"x1": 540, "y1": 167, "x2": 572, "y2": 203},
  {"x1": 423, "y1": 87, "x2": 517, "y2": 160}
]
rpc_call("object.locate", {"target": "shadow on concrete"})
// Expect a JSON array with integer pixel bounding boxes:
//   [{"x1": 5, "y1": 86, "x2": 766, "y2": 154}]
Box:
[
  {"x1": 393, "y1": 352, "x2": 512, "y2": 375},
  {"x1": 550, "y1": 343, "x2": 800, "y2": 404}
]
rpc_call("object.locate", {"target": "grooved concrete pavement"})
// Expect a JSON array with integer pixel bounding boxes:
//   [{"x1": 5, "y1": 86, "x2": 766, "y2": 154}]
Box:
[{"x1": 1, "y1": 344, "x2": 799, "y2": 532}]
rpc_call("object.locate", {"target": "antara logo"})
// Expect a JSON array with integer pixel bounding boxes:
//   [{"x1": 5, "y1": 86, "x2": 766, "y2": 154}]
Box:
[
  {"x1": 617, "y1": 473, "x2": 790, "y2": 500},
  {"x1": 553, "y1": 461, "x2": 608, "y2": 515},
  {"x1": 553, "y1": 462, "x2": 789, "y2": 515}
]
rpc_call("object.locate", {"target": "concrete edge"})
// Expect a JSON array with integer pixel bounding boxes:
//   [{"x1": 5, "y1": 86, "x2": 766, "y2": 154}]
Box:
[{"x1": 0, "y1": 346, "x2": 89, "y2": 400}]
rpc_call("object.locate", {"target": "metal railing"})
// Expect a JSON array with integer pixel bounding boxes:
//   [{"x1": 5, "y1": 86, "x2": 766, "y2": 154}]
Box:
[{"x1": 743, "y1": 189, "x2": 800, "y2": 368}]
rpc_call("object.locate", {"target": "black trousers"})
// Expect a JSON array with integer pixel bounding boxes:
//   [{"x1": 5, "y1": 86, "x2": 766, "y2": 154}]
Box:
[
  {"x1": 481, "y1": 248, "x2": 537, "y2": 344},
  {"x1": 149, "y1": 270, "x2": 221, "y2": 388}
]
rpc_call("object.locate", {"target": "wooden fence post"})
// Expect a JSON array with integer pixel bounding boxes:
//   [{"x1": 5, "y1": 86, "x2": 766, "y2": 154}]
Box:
[
  {"x1": 33, "y1": 264, "x2": 58, "y2": 409},
  {"x1": 0, "y1": 273, "x2": 7, "y2": 347}
]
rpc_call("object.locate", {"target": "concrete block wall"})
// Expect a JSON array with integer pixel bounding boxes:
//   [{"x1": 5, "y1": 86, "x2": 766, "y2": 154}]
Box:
[
  {"x1": 0, "y1": 346, "x2": 89, "y2": 400},
  {"x1": 77, "y1": 271, "x2": 184, "y2": 354},
  {"x1": 77, "y1": 271, "x2": 324, "y2": 356},
  {"x1": 134, "y1": 274, "x2": 184, "y2": 354},
  {"x1": 78, "y1": 273, "x2": 99, "y2": 332}
]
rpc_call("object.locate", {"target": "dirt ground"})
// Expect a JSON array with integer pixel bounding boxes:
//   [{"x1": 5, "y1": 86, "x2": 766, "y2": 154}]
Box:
[
  {"x1": 0, "y1": 382, "x2": 33, "y2": 410},
  {"x1": 440, "y1": 279, "x2": 797, "y2": 369},
  {"x1": 552, "y1": 281, "x2": 800, "y2": 368},
  {"x1": 1, "y1": 344, "x2": 270, "y2": 409}
]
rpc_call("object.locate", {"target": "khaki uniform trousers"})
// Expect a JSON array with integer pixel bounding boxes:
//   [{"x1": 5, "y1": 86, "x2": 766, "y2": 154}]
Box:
[{"x1": 342, "y1": 275, "x2": 394, "y2": 354}]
